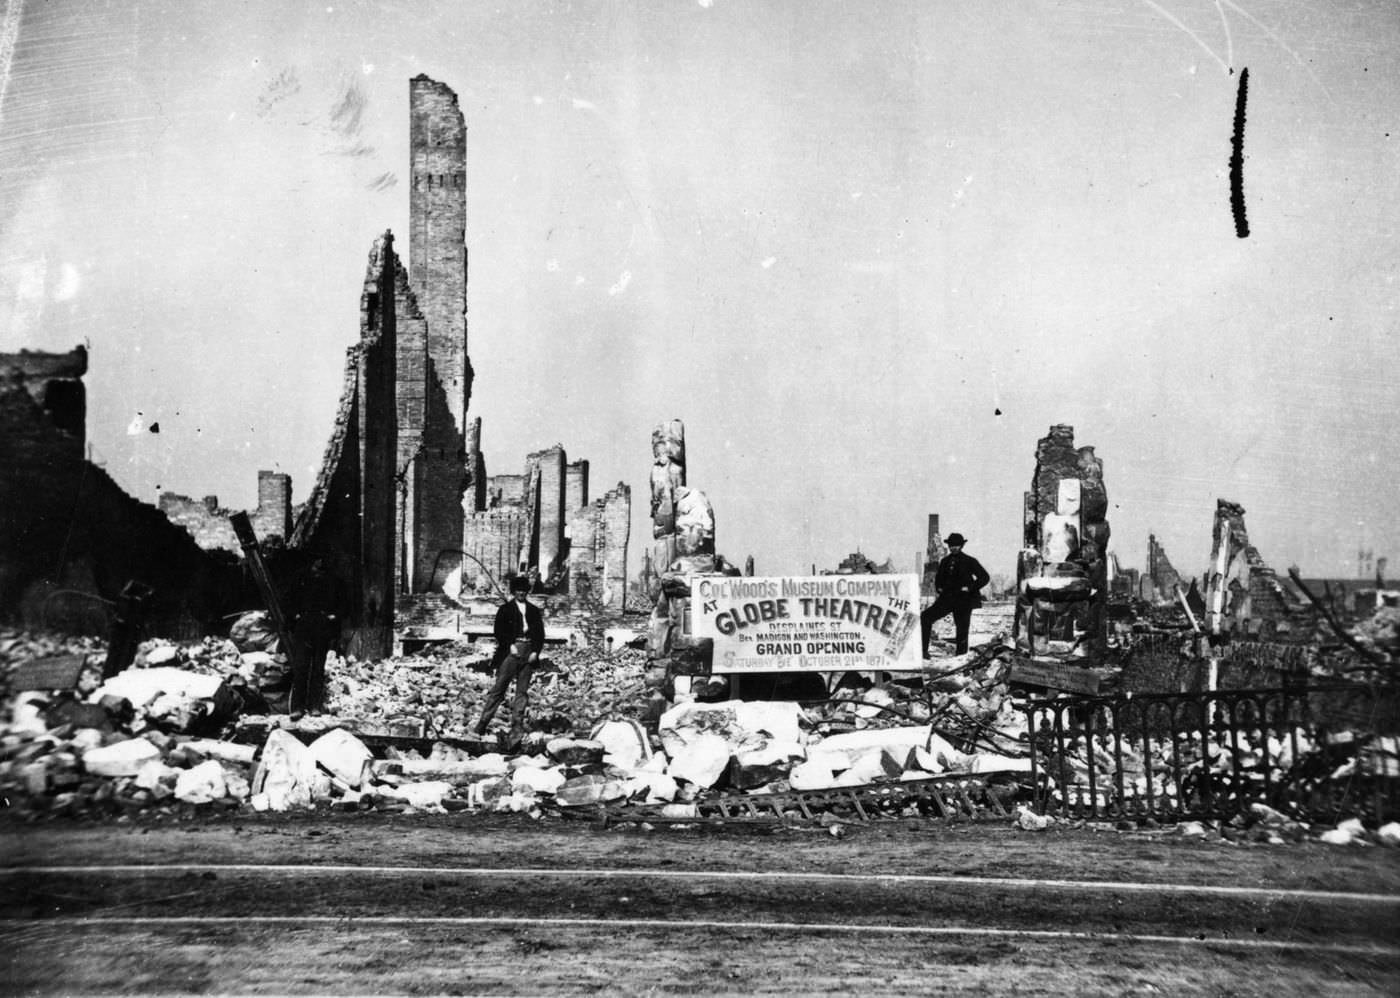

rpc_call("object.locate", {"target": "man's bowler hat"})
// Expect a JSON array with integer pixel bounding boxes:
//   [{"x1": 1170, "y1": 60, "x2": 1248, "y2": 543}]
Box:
[
  {"x1": 509, "y1": 576, "x2": 530, "y2": 594},
  {"x1": 945, "y1": 533, "x2": 967, "y2": 547}
]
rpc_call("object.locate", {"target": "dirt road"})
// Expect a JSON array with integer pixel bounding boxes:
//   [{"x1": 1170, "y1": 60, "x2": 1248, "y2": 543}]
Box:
[{"x1": 3, "y1": 813, "x2": 1399, "y2": 995}]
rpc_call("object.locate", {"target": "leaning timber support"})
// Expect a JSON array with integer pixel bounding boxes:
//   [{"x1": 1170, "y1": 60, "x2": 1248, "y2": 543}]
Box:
[{"x1": 229, "y1": 511, "x2": 297, "y2": 658}]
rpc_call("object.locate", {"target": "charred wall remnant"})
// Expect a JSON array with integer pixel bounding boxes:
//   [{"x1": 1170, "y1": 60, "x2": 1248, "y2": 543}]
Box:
[
  {"x1": 0, "y1": 347, "x2": 242, "y2": 635},
  {"x1": 1014, "y1": 424, "x2": 1109, "y2": 658},
  {"x1": 1205, "y1": 499, "x2": 1303, "y2": 641},
  {"x1": 291, "y1": 233, "x2": 400, "y2": 659}
]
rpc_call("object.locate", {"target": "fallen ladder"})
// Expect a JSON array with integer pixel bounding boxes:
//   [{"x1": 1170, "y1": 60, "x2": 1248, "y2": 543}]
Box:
[{"x1": 583, "y1": 773, "x2": 1021, "y2": 827}]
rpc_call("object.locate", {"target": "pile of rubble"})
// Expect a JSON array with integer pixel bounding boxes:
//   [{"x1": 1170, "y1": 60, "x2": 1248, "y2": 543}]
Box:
[
  {"x1": 326, "y1": 644, "x2": 651, "y2": 739},
  {"x1": 1, "y1": 622, "x2": 1393, "y2": 846},
  {"x1": 0, "y1": 618, "x2": 1031, "y2": 821}
]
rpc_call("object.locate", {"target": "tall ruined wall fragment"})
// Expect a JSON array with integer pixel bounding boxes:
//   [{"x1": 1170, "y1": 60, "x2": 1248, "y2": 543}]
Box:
[
  {"x1": 1204, "y1": 500, "x2": 1300, "y2": 640},
  {"x1": 566, "y1": 482, "x2": 632, "y2": 610},
  {"x1": 599, "y1": 484, "x2": 631, "y2": 609},
  {"x1": 1014, "y1": 424, "x2": 1109, "y2": 657},
  {"x1": 566, "y1": 460, "x2": 589, "y2": 513},
  {"x1": 1142, "y1": 533, "x2": 1183, "y2": 603},
  {"x1": 532, "y1": 445, "x2": 567, "y2": 585},
  {"x1": 465, "y1": 416, "x2": 487, "y2": 512},
  {"x1": 407, "y1": 75, "x2": 473, "y2": 592},
  {"x1": 392, "y1": 262, "x2": 431, "y2": 591},
  {"x1": 291, "y1": 234, "x2": 400, "y2": 658}
]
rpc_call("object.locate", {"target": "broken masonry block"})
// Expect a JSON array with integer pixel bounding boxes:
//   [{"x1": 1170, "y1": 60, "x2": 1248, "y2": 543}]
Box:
[
  {"x1": 81, "y1": 738, "x2": 162, "y2": 778},
  {"x1": 665, "y1": 732, "x2": 731, "y2": 789},
  {"x1": 308, "y1": 728, "x2": 374, "y2": 788},
  {"x1": 545, "y1": 737, "x2": 606, "y2": 767}
]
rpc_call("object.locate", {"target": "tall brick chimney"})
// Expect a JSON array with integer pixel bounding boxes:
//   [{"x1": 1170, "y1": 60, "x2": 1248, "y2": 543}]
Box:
[{"x1": 407, "y1": 75, "x2": 473, "y2": 591}]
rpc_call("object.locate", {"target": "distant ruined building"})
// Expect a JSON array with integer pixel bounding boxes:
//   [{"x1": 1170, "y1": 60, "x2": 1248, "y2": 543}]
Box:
[
  {"x1": 459, "y1": 430, "x2": 631, "y2": 611},
  {"x1": 1141, "y1": 533, "x2": 1184, "y2": 604}
]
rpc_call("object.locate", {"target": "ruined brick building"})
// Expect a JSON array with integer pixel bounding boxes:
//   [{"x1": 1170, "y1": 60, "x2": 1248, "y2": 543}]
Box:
[
  {"x1": 283, "y1": 76, "x2": 629, "y2": 653},
  {"x1": 6, "y1": 77, "x2": 652, "y2": 648},
  {"x1": 1014, "y1": 424, "x2": 1111, "y2": 657}
]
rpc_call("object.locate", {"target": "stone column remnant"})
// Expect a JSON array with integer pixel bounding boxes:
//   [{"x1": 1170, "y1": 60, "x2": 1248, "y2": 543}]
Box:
[
  {"x1": 644, "y1": 419, "x2": 736, "y2": 710},
  {"x1": 651, "y1": 419, "x2": 686, "y2": 538}
]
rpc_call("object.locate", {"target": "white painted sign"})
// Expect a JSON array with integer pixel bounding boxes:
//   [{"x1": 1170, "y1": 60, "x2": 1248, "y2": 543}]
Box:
[{"x1": 691, "y1": 574, "x2": 923, "y2": 674}]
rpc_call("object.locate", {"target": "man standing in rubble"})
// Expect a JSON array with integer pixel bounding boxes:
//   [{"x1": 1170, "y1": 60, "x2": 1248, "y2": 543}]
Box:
[
  {"x1": 920, "y1": 532, "x2": 990, "y2": 657},
  {"x1": 473, "y1": 575, "x2": 545, "y2": 742}
]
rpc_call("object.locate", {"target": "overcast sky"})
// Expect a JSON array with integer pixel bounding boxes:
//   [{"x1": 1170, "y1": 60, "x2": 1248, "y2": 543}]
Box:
[{"x1": 2, "y1": 0, "x2": 1396, "y2": 582}]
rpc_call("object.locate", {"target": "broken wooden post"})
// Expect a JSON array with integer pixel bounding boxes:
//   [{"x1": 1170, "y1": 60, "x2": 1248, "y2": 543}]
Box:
[{"x1": 101, "y1": 580, "x2": 153, "y2": 680}]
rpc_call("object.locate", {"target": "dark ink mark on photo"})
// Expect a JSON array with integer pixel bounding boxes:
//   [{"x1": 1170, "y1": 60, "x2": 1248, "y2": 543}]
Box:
[{"x1": 1231, "y1": 67, "x2": 1250, "y2": 238}]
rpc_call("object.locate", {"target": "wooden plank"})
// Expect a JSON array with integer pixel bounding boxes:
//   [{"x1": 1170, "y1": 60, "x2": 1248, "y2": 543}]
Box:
[{"x1": 1008, "y1": 660, "x2": 1102, "y2": 694}]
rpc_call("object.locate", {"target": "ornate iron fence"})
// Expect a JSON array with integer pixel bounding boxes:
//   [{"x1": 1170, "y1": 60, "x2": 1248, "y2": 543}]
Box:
[{"x1": 1021, "y1": 684, "x2": 1400, "y2": 825}]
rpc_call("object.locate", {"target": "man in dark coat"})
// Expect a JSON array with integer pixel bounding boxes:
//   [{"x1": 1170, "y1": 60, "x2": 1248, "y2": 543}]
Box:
[
  {"x1": 473, "y1": 575, "x2": 546, "y2": 738},
  {"x1": 289, "y1": 557, "x2": 344, "y2": 714},
  {"x1": 920, "y1": 533, "x2": 991, "y2": 656}
]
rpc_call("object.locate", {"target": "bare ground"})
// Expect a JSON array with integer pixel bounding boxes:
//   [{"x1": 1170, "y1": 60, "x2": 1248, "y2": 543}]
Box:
[{"x1": 2, "y1": 812, "x2": 1398, "y2": 996}]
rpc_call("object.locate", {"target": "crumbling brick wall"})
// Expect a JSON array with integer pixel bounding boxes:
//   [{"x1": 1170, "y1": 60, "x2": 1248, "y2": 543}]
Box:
[
  {"x1": 158, "y1": 471, "x2": 291, "y2": 554},
  {"x1": 567, "y1": 483, "x2": 632, "y2": 610},
  {"x1": 462, "y1": 507, "x2": 531, "y2": 595}
]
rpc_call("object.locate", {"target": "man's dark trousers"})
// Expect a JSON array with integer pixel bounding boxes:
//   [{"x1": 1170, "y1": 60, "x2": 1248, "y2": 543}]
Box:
[
  {"x1": 921, "y1": 596, "x2": 975, "y2": 656},
  {"x1": 476, "y1": 647, "x2": 535, "y2": 735}
]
